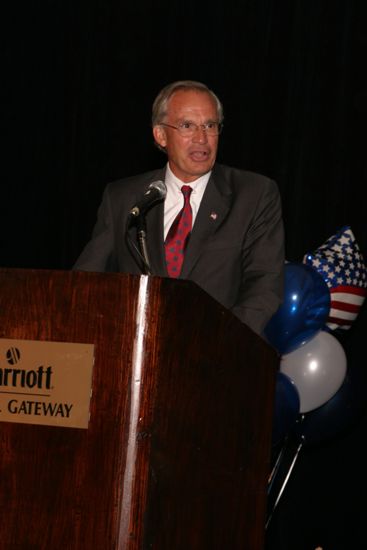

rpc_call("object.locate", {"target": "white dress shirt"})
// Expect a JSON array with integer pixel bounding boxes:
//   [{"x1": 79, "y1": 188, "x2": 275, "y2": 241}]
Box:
[{"x1": 163, "y1": 163, "x2": 211, "y2": 240}]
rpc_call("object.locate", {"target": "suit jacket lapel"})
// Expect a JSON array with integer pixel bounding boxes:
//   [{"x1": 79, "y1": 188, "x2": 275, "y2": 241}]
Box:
[{"x1": 180, "y1": 166, "x2": 232, "y2": 278}]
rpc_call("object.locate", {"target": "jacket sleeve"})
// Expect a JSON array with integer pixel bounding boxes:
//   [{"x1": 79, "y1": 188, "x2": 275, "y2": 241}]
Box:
[
  {"x1": 232, "y1": 178, "x2": 285, "y2": 336},
  {"x1": 73, "y1": 185, "x2": 117, "y2": 272}
]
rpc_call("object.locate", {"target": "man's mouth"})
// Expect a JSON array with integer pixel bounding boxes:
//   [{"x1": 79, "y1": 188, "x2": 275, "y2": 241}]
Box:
[{"x1": 189, "y1": 150, "x2": 210, "y2": 161}]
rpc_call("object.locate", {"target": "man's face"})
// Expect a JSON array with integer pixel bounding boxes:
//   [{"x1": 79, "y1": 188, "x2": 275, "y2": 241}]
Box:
[{"x1": 153, "y1": 90, "x2": 219, "y2": 183}]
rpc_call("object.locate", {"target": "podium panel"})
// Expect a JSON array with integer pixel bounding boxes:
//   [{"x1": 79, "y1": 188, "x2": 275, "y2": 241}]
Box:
[{"x1": 0, "y1": 268, "x2": 278, "y2": 549}]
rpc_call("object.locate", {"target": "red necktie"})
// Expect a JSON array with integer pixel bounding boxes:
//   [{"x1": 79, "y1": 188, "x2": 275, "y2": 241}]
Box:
[{"x1": 165, "y1": 185, "x2": 193, "y2": 278}]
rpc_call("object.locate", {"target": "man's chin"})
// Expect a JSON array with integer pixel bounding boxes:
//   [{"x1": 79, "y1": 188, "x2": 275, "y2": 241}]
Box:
[
  {"x1": 187, "y1": 160, "x2": 214, "y2": 176},
  {"x1": 169, "y1": 159, "x2": 215, "y2": 182}
]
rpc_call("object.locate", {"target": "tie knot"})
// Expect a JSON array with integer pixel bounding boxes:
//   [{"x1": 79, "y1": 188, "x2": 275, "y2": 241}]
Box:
[{"x1": 181, "y1": 185, "x2": 192, "y2": 199}]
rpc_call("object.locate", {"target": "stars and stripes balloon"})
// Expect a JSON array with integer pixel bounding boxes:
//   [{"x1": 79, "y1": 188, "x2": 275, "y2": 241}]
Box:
[{"x1": 303, "y1": 225, "x2": 367, "y2": 331}]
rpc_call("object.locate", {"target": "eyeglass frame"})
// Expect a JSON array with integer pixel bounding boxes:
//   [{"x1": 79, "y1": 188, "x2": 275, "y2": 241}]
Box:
[{"x1": 159, "y1": 120, "x2": 223, "y2": 136}]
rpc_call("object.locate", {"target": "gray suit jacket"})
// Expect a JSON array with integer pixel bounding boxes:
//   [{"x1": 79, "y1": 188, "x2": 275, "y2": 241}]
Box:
[{"x1": 74, "y1": 163, "x2": 285, "y2": 335}]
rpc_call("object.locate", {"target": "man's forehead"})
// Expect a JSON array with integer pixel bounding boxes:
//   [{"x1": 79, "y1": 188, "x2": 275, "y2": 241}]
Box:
[{"x1": 167, "y1": 90, "x2": 218, "y2": 115}]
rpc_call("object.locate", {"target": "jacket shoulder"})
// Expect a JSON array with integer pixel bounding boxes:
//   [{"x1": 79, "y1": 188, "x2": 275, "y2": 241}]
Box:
[
  {"x1": 214, "y1": 163, "x2": 275, "y2": 183},
  {"x1": 213, "y1": 164, "x2": 279, "y2": 197},
  {"x1": 105, "y1": 168, "x2": 166, "y2": 197}
]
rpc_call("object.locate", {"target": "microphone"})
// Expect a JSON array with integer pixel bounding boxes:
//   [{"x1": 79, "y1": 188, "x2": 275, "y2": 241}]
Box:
[{"x1": 129, "y1": 180, "x2": 167, "y2": 218}]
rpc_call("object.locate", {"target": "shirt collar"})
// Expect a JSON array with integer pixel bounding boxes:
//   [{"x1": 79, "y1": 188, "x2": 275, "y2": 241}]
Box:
[{"x1": 164, "y1": 163, "x2": 211, "y2": 193}]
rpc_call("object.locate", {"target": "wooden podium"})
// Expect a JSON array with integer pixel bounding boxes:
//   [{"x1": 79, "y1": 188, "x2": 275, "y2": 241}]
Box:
[{"x1": 0, "y1": 268, "x2": 279, "y2": 549}]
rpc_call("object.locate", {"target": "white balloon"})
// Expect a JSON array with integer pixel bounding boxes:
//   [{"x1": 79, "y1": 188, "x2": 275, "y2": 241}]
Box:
[{"x1": 280, "y1": 330, "x2": 347, "y2": 413}]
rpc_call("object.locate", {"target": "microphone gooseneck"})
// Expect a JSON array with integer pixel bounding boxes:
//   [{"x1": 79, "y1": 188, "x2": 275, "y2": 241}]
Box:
[{"x1": 125, "y1": 180, "x2": 167, "y2": 276}]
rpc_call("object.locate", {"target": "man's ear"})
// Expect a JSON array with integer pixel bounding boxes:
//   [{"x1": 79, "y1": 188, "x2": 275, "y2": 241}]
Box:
[{"x1": 153, "y1": 125, "x2": 167, "y2": 149}]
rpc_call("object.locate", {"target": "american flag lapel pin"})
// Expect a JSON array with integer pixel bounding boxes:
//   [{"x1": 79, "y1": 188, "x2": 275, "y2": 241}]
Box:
[{"x1": 210, "y1": 212, "x2": 218, "y2": 221}]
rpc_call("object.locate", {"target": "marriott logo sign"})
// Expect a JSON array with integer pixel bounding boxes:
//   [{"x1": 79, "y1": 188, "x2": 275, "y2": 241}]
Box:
[{"x1": 0, "y1": 338, "x2": 94, "y2": 429}]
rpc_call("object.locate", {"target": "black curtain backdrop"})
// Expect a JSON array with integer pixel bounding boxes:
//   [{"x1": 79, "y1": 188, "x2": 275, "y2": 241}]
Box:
[{"x1": 3, "y1": 1, "x2": 366, "y2": 548}]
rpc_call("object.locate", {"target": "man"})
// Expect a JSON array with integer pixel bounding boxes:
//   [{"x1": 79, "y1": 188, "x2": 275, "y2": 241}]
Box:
[{"x1": 74, "y1": 80, "x2": 284, "y2": 336}]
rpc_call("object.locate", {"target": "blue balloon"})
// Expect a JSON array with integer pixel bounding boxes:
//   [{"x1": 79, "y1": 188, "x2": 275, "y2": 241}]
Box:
[
  {"x1": 264, "y1": 262, "x2": 331, "y2": 354},
  {"x1": 272, "y1": 372, "x2": 300, "y2": 446},
  {"x1": 293, "y1": 361, "x2": 367, "y2": 446}
]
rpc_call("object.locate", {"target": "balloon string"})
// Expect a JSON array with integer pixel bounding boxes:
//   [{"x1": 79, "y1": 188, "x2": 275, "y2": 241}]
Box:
[
  {"x1": 266, "y1": 431, "x2": 305, "y2": 530},
  {"x1": 267, "y1": 439, "x2": 288, "y2": 491}
]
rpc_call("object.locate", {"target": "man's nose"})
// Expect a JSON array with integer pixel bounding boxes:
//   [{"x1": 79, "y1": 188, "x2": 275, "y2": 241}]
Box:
[{"x1": 192, "y1": 125, "x2": 208, "y2": 143}]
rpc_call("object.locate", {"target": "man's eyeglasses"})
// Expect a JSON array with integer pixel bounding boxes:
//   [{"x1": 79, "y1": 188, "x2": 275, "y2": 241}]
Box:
[{"x1": 160, "y1": 121, "x2": 223, "y2": 137}]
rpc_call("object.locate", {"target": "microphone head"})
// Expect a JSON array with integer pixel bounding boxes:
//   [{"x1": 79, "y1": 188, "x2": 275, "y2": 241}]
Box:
[
  {"x1": 129, "y1": 180, "x2": 167, "y2": 218},
  {"x1": 148, "y1": 180, "x2": 167, "y2": 199}
]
